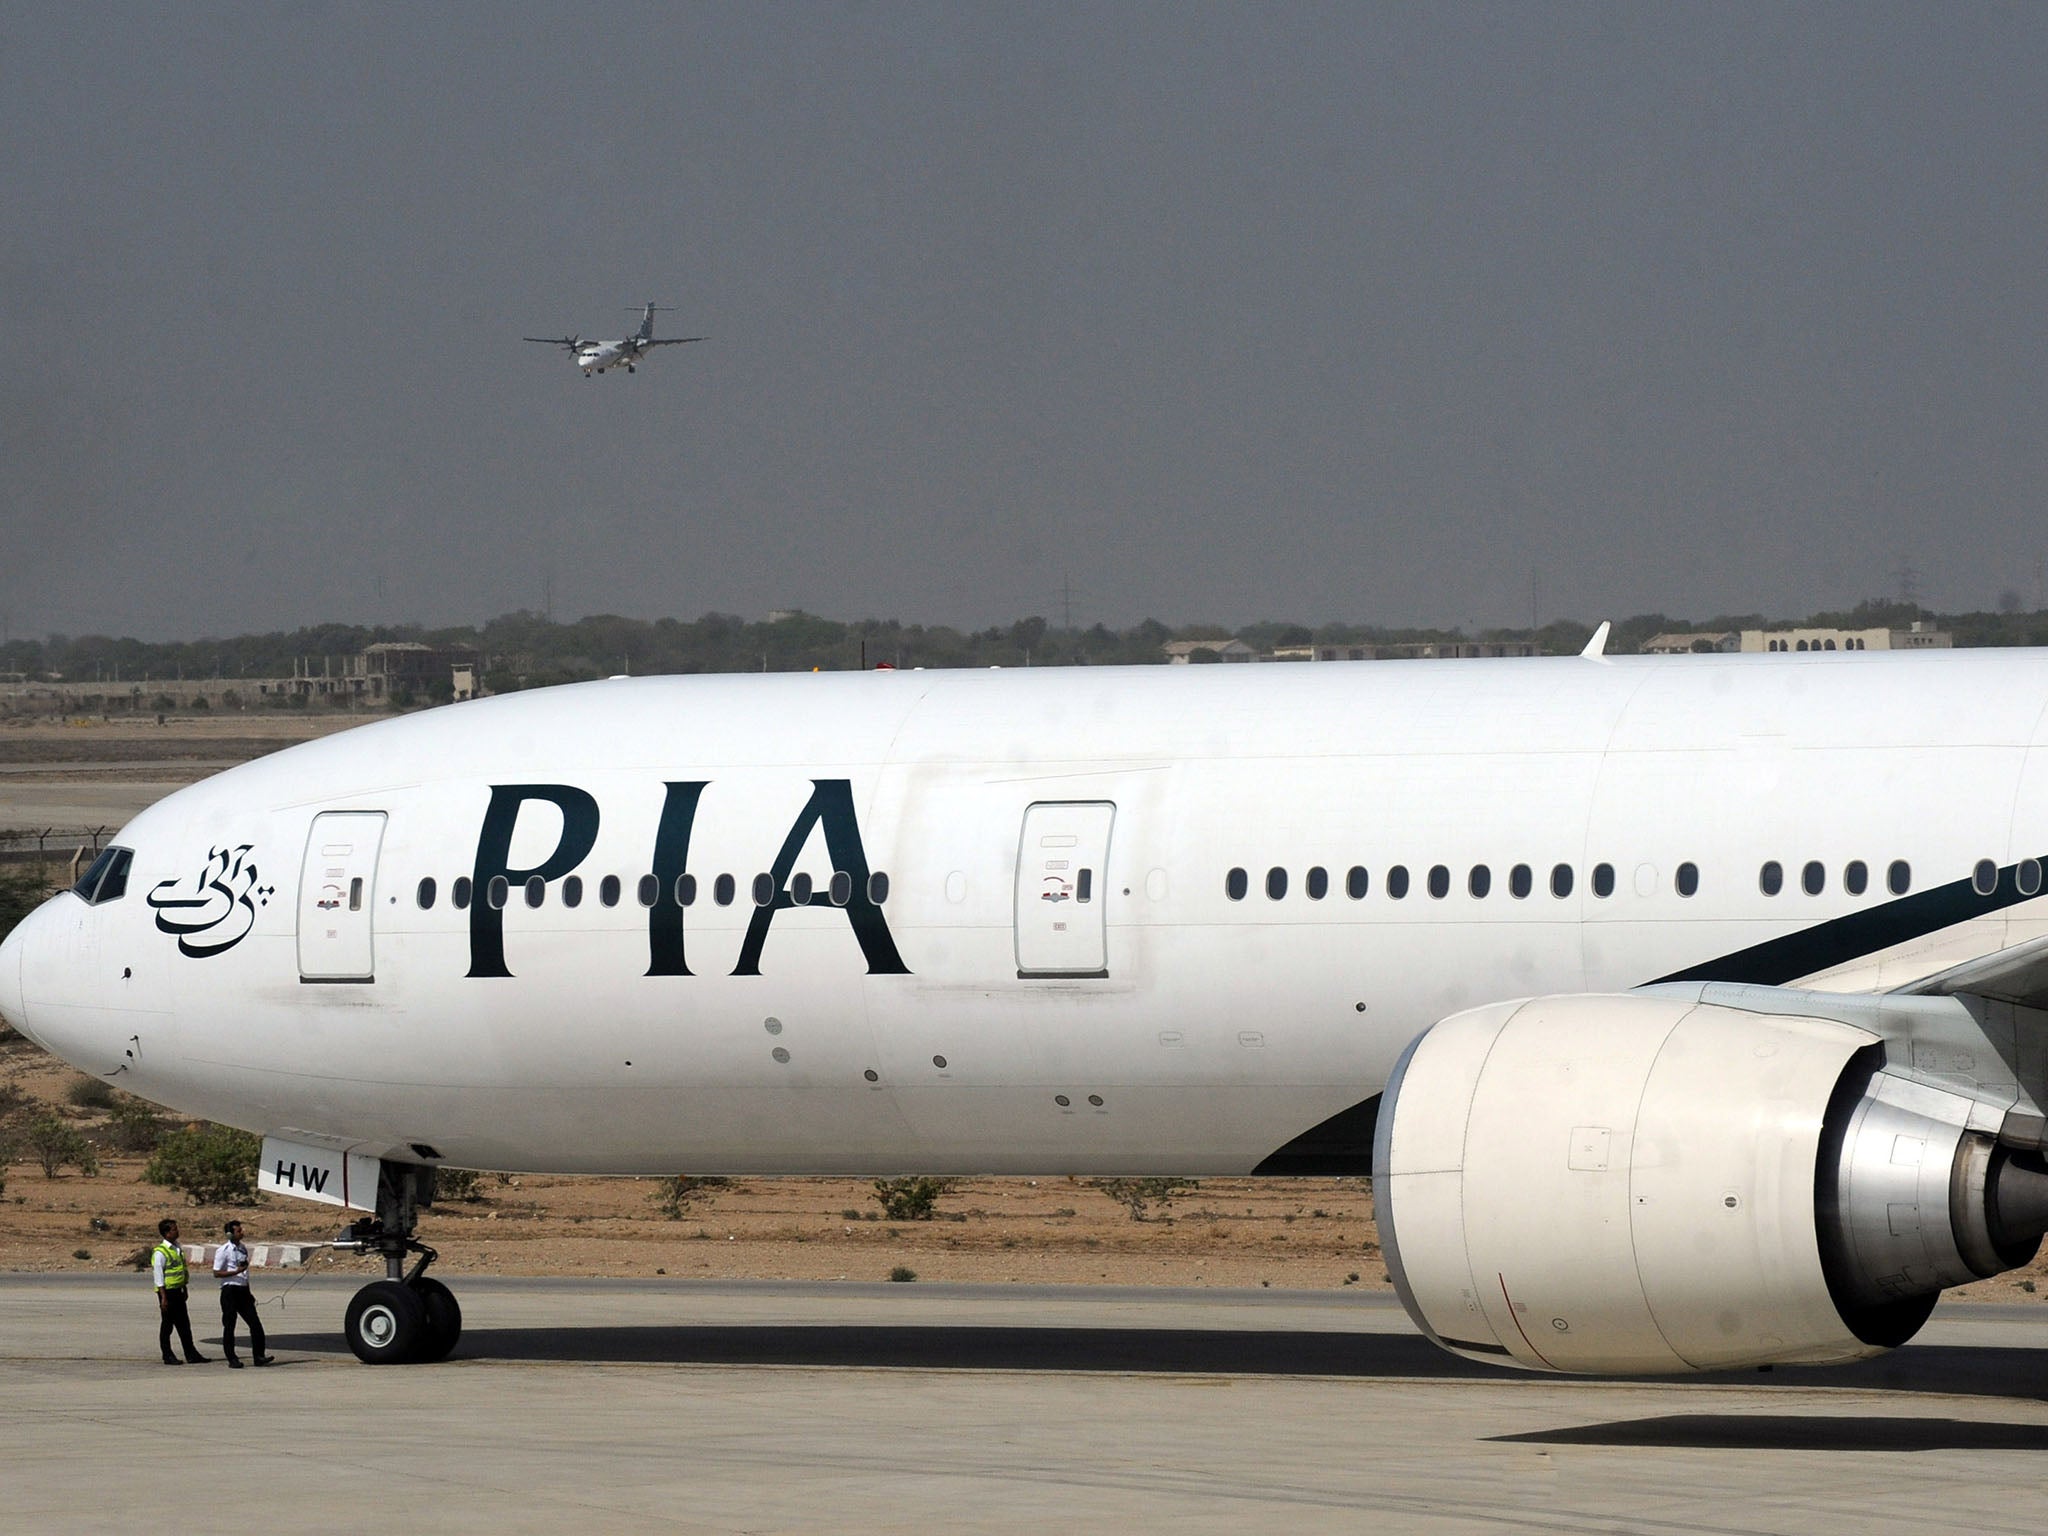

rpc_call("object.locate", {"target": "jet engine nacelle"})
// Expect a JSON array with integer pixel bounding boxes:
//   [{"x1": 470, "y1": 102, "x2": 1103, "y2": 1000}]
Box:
[{"x1": 1372, "y1": 993, "x2": 2048, "y2": 1374}]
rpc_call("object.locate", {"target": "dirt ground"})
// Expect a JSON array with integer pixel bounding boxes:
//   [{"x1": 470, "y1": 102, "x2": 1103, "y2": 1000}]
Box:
[{"x1": 7, "y1": 1029, "x2": 2048, "y2": 1305}]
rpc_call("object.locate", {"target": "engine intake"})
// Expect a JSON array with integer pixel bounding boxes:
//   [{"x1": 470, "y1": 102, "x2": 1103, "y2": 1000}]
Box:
[{"x1": 1371, "y1": 994, "x2": 2048, "y2": 1374}]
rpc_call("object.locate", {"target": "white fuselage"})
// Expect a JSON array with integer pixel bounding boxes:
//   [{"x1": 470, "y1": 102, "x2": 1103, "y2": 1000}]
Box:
[{"x1": 6, "y1": 650, "x2": 2047, "y2": 1179}]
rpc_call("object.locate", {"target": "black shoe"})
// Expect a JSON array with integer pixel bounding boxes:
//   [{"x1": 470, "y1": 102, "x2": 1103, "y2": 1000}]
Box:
[
  {"x1": 184, "y1": 1354, "x2": 209, "y2": 1364},
  {"x1": 161, "y1": 1356, "x2": 181, "y2": 1365},
  {"x1": 252, "y1": 1355, "x2": 275, "y2": 1366},
  {"x1": 227, "y1": 1357, "x2": 245, "y2": 1368}
]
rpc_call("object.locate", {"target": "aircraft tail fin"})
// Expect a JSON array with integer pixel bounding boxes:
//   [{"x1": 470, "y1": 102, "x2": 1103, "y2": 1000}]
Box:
[{"x1": 631, "y1": 302, "x2": 675, "y2": 341}]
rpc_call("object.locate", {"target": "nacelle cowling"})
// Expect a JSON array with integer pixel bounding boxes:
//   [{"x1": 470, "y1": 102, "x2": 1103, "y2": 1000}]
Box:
[{"x1": 1371, "y1": 993, "x2": 2047, "y2": 1374}]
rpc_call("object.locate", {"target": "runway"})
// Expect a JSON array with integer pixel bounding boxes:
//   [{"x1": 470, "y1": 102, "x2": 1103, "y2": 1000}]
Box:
[{"x1": 3, "y1": 1277, "x2": 2046, "y2": 1533}]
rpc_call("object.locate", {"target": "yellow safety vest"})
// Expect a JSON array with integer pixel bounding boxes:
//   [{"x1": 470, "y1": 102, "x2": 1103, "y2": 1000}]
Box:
[{"x1": 155, "y1": 1240, "x2": 188, "y2": 1290}]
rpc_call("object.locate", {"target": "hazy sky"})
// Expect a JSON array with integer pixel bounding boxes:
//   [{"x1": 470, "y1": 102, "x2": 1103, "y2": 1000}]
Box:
[{"x1": 5, "y1": 4, "x2": 2045, "y2": 639}]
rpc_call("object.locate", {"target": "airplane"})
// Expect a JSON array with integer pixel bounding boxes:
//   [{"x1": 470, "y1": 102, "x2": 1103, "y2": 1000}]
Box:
[
  {"x1": 6, "y1": 647, "x2": 2048, "y2": 1370},
  {"x1": 523, "y1": 303, "x2": 704, "y2": 377}
]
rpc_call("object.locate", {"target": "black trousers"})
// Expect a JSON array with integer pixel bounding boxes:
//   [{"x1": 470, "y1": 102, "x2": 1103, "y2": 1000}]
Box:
[
  {"x1": 158, "y1": 1287, "x2": 200, "y2": 1361},
  {"x1": 220, "y1": 1286, "x2": 265, "y2": 1360}
]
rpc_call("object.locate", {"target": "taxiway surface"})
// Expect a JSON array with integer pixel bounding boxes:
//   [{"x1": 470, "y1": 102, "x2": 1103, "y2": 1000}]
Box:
[{"x1": 2, "y1": 1277, "x2": 2044, "y2": 1534}]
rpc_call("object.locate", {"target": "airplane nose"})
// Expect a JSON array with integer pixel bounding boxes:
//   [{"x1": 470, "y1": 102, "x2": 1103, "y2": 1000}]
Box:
[{"x1": 0, "y1": 907, "x2": 32, "y2": 1048}]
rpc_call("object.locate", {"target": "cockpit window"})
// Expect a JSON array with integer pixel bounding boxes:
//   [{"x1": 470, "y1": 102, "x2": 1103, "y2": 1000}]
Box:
[{"x1": 72, "y1": 846, "x2": 134, "y2": 905}]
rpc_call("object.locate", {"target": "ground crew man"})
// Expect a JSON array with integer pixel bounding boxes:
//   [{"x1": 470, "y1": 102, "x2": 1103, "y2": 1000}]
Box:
[
  {"x1": 151, "y1": 1217, "x2": 207, "y2": 1364},
  {"x1": 213, "y1": 1219, "x2": 273, "y2": 1367}
]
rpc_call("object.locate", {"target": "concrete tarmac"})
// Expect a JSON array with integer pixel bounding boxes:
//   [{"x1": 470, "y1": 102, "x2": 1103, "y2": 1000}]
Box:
[{"x1": 3, "y1": 1276, "x2": 2046, "y2": 1534}]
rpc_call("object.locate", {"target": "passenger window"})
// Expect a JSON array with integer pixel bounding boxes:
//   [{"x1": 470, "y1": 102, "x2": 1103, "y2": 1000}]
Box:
[
  {"x1": 487, "y1": 876, "x2": 509, "y2": 910},
  {"x1": 1676, "y1": 862, "x2": 1698, "y2": 898},
  {"x1": 714, "y1": 873, "x2": 736, "y2": 906},
  {"x1": 1550, "y1": 863, "x2": 1573, "y2": 898},
  {"x1": 1887, "y1": 860, "x2": 1911, "y2": 895},
  {"x1": 562, "y1": 875, "x2": 583, "y2": 908},
  {"x1": 1760, "y1": 861, "x2": 1783, "y2": 896},
  {"x1": 1387, "y1": 864, "x2": 1410, "y2": 899},
  {"x1": 675, "y1": 873, "x2": 696, "y2": 907},
  {"x1": 753, "y1": 873, "x2": 775, "y2": 906},
  {"x1": 636, "y1": 874, "x2": 659, "y2": 907},
  {"x1": 1802, "y1": 861, "x2": 1825, "y2": 896},
  {"x1": 1306, "y1": 866, "x2": 1328, "y2": 900},
  {"x1": 1592, "y1": 863, "x2": 1615, "y2": 898},
  {"x1": 1226, "y1": 868, "x2": 1249, "y2": 901},
  {"x1": 1974, "y1": 859, "x2": 1999, "y2": 896},
  {"x1": 525, "y1": 875, "x2": 546, "y2": 908},
  {"x1": 452, "y1": 876, "x2": 472, "y2": 910},
  {"x1": 792, "y1": 872, "x2": 814, "y2": 905},
  {"x1": 416, "y1": 877, "x2": 437, "y2": 909},
  {"x1": 1843, "y1": 861, "x2": 1867, "y2": 896},
  {"x1": 2019, "y1": 859, "x2": 2043, "y2": 898},
  {"x1": 1266, "y1": 867, "x2": 1288, "y2": 900},
  {"x1": 1427, "y1": 865, "x2": 1449, "y2": 899},
  {"x1": 868, "y1": 871, "x2": 890, "y2": 904},
  {"x1": 830, "y1": 870, "x2": 853, "y2": 906},
  {"x1": 599, "y1": 874, "x2": 621, "y2": 907},
  {"x1": 1508, "y1": 864, "x2": 1532, "y2": 899},
  {"x1": 1468, "y1": 865, "x2": 1490, "y2": 899},
  {"x1": 1346, "y1": 866, "x2": 1368, "y2": 899}
]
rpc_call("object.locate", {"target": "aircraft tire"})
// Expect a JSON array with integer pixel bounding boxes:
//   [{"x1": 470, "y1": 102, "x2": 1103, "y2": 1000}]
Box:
[
  {"x1": 412, "y1": 1276, "x2": 463, "y2": 1362},
  {"x1": 345, "y1": 1279, "x2": 427, "y2": 1364}
]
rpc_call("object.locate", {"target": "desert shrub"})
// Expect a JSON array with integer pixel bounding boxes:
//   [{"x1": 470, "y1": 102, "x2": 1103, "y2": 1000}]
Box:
[
  {"x1": 65, "y1": 1076, "x2": 119, "y2": 1111},
  {"x1": 871, "y1": 1176, "x2": 954, "y2": 1221},
  {"x1": 887, "y1": 1265, "x2": 917, "y2": 1282},
  {"x1": 24, "y1": 1111, "x2": 100, "y2": 1178},
  {"x1": 433, "y1": 1168, "x2": 486, "y2": 1202},
  {"x1": 144, "y1": 1123, "x2": 260, "y2": 1204},
  {"x1": 106, "y1": 1098, "x2": 170, "y2": 1154},
  {"x1": 1092, "y1": 1177, "x2": 1198, "y2": 1221},
  {"x1": 653, "y1": 1174, "x2": 732, "y2": 1220}
]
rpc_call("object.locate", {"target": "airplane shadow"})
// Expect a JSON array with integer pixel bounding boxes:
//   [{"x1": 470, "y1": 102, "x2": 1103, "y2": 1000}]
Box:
[
  {"x1": 1492, "y1": 1413, "x2": 2048, "y2": 1453},
  {"x1": 258, "y1": 1323, "x2": 2048, "y2": 1401}
]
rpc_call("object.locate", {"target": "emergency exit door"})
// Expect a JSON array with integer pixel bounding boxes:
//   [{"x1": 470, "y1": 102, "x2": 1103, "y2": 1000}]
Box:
[
  {"x1": 297, "y1": 811, "x2": 387, "y2": 981},
  {"x1": 1015, "y1": 801, "x2": 1115, "y2": 978}
]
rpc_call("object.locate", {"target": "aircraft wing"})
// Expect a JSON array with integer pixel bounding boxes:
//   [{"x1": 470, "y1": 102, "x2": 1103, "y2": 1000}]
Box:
[
  {"x1": 523, "y1": 336, "x2": 581, "y2": 346},
  {"x1": 642, "y1": 336, "x2": 707, "y2": 347},
  {"x1": 1898, "y1": 931, "x2": 2048, "y2": 1010}
]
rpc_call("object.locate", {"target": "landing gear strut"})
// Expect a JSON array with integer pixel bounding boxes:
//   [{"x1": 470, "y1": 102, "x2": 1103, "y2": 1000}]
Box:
[{"x1": 335, "y1": 1161, "x2": 463, "y2": 1363}]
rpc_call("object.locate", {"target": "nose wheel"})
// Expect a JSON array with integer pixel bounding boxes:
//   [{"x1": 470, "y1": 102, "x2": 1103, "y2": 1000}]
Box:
[{"x1": 336, "y1": 1162, "x2": 465, "y2": 1363}]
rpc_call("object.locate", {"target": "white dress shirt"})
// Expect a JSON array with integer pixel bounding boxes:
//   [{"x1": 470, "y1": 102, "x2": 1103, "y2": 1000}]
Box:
[{"x1": 213, "y1": 1237, "x2": 252, "y2": 1287}]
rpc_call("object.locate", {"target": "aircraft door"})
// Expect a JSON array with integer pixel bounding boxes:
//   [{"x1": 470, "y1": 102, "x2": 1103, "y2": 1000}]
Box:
[
  {"x1": 1015, "y1": 801, "x2": 1115, "y2": 978},
  {"x1": 297, "y1": 811, "x2": 387, "y2": 982}
]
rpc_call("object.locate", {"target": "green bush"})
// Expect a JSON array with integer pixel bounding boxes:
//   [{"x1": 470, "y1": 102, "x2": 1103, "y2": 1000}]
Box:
[
  {"x1": 24, "y1": 1111, "x2": 100, "y2": 1178},
  {"x1": 433, "y1": 1167, "x2": 485, "y2": 1202},
  {"x1": 871, "y1": 1176, "x2": 954, "y2": 1221},
  {"x1": 65, "y1": 1076, "x2": 119, "y2": 1111},
  {"x1": 144, "y1": 1124, "x2": 261, "y2": 1205},
  {"x1": 106, "y1": 1098, "x2": 170, "y2": 1154}
]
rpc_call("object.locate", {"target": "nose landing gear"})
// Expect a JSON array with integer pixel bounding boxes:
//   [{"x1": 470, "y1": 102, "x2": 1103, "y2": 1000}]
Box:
[{"x1": 335, "y1": 1162, "x2": 463, "y2": 1363}]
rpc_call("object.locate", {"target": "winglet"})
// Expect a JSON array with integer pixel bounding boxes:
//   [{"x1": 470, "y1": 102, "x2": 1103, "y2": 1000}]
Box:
[{"x1": 1580, "y1": 621, "x2": 1611, "y2": 659}]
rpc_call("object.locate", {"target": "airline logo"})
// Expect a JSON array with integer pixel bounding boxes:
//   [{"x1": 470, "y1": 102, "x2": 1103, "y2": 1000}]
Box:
[
  {"x1": 466, "y1": 778, "x2": 911, "y2": 980},
  {"x1": 146, "y1": 845, "x2": 275, "y2": 958}
]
